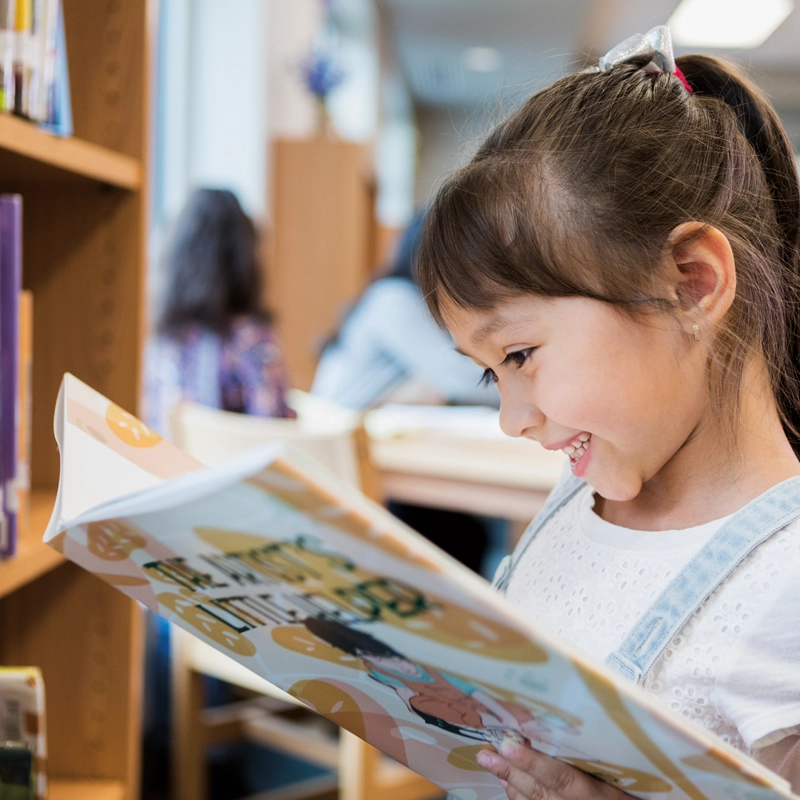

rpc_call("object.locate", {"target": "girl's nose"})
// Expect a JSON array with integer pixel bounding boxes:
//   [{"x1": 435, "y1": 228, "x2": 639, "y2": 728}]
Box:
[{"x1": 498, "y1": 386, "x2": 546, "y2": 438}]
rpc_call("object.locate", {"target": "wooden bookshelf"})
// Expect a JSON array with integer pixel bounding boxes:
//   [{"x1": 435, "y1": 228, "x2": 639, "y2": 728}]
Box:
[
  {"x1": 0, "y1": 1, "x2": 152, "y2": 799},
  {"x1": 0, "y1": 491, "x2": 61, "y2": 599},
  {"x1": 50, "y1": 779, "x2": 126, "y2": 800},
  {"x1": 0, "y1": 114, "x2": 141, "y2": 188}
]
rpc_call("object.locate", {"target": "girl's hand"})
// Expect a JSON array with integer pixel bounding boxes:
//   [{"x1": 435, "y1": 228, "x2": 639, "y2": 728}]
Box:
[{"x1": 477, "y1": 743, "x2": 633, "y2": 800}]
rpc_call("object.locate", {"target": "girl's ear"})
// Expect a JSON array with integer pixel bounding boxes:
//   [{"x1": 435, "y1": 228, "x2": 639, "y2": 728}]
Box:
[{"x1": 665, "y1": 222, "x2": 737, "y2": 328}]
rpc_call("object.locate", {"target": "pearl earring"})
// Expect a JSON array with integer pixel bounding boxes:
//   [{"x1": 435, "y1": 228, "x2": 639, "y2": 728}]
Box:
[{"x1": 693, "y1": 323, "x2": 700, "y2": 341}]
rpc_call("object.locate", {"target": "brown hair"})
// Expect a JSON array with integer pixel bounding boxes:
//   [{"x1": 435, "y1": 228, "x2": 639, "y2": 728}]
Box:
[{"x1": 418, "y1": 55, "x2": 800, "y2": 453}]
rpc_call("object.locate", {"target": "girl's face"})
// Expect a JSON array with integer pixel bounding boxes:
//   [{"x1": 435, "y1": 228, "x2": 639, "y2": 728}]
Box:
[{"x1": 442, "y1": 294, "x2": 711, "y2": 503}]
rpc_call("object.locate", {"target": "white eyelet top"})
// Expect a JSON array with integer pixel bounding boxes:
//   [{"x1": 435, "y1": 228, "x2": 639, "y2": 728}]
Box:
[{"x1": 503, "y1": 483, "x2": 800, "y2": 752}]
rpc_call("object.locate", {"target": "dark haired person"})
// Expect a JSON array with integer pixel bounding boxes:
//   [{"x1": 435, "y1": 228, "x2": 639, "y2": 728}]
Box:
[
  {"x1": 312, "y1": 208, "x2": 498, "y2": 409},
  {"x1": 144, "y1": 188, "x2": 294, "y2": 438}
]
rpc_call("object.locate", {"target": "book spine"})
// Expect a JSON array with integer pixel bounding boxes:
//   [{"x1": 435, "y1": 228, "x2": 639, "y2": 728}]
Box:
[
  {"x1": 26, "y1": 0, "x2": 48, "y2": 121},
  {"x1": 35, "y1": 0, "x2": 55, "y2": 122},
  {"x1": 39, "y1": 0, "x2": 67, "y2": 135},
  {"x1": 12, "y1": 0, "x2": 30, "y2": 117},
  {"x1": 0, "y1": 194, "x2": 21, "y2": 558},
  {"x1": 0, "y1": 0, "x2": 16, "y2": 112}
]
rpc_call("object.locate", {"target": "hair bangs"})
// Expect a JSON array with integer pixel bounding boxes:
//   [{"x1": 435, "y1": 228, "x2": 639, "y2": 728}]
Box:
[{"x1": 419, "y1": 158, "x2": 609, "y2": 327}]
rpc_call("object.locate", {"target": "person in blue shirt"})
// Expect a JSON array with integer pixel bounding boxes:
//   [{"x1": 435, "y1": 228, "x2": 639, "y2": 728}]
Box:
[{"x1": 312, "y1": 208, "x2": 499, "y2": 410}]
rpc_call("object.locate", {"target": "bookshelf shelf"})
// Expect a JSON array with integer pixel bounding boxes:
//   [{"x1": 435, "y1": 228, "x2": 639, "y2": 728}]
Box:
[
  {"x1": 0, "y1": 491, "x2": 61, "y2": 600},
  {"x1": 50, "y1": 778, "x2": 126, "y2": 800},
  {"x1": 0, "y1": 114, "x2": 141, "y2": 189}
]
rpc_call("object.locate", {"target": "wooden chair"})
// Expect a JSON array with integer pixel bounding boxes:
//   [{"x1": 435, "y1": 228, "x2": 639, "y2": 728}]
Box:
[{"x1": 169, "y1": 401, "x2": 441, "y2": 800}]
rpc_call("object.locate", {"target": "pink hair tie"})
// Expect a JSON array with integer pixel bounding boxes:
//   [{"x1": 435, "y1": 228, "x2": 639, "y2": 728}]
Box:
[{"x1": 674, "y1": 66, "x2": 694, "y2": 94}]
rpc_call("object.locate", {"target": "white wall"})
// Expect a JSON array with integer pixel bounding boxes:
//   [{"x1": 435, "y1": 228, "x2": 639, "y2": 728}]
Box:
[{"x1": 156, "y1": 0, "x2": 269, "y2": 226}]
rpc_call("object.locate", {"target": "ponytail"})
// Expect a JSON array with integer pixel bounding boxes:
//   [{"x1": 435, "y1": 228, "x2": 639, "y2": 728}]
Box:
[{"x1": 677, "y1": 55, "x2": 800, "y2": 452}]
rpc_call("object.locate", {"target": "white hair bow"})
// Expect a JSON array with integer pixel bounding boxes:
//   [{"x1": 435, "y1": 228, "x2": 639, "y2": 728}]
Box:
[{"x1": 599, "y1": 25, "x2": 675, "y2": 74}]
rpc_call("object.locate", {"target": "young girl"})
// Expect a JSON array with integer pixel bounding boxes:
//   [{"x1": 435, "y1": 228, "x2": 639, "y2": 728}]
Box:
[{"x1": 417, "y1": 26, "x2": 800, "y2": 800}]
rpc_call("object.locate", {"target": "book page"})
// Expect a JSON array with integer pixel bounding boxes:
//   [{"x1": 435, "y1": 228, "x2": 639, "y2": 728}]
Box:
[{"x1": 46, "y1": 374, "x2": 203, "y2": 538}]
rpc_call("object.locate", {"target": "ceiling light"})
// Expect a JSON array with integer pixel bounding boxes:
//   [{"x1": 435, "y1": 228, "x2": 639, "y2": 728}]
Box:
[
  {"x1": 669, "y1": 0, "x2": 794, "y2": 48},
  {"x1": 462, "y1": 46, "x2": 503, "y2": 72}
]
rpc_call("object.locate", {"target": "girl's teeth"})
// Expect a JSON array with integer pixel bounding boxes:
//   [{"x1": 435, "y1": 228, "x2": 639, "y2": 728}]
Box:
[{"x1": 562, "y1": 434, "x2": 591, "y2": 460}]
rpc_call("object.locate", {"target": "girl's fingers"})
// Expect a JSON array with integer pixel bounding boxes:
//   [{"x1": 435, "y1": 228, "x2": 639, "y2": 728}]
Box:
[
  {"x1": 477, "y1": 745, "x2": 630, "y2": 799},
  {"x1": 478, "y1": 748, "x2": 549, "y2": 799}
]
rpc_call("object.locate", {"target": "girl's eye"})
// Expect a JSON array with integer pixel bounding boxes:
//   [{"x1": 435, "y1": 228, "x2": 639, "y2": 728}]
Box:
[
  {"x1": 478, "y1": 348, "x2": 534, "y2": 387},
  {"x1": 505, "y1": 348, "x2": 534, "y2": 369}
]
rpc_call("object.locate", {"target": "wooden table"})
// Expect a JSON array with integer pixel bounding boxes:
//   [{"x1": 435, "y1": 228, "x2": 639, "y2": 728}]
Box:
[{"x1": 366, "y1": 408, "x2": 567, "y2": 523}]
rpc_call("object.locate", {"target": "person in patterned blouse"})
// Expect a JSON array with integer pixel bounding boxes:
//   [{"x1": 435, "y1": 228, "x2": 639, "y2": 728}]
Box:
[{"x1": 144, "y1": 188, "x2": 294, "y2": 438}]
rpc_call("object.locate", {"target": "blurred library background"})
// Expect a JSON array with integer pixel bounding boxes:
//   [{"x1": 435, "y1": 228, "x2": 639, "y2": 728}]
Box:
[{"x1": 0, "y1": 1, "x2": 799, "y2": 800}]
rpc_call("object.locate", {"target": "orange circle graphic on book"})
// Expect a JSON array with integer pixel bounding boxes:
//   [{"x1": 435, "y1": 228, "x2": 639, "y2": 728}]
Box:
[
  {"x1": 105, "y1": 402, "x2": 162, "y2": 448},
  {"x1": 288, "y1": 679, "x2": 367, "y2": 739},
  {"x1": 447, "y1": 744, "x2": 497, "y2": 772},
  {"x1": 86, "y1": 520, "x2": 147, "y2": 561},
  {"x1": 272, "y1": 625, "x2": 368, "y2": 672}
]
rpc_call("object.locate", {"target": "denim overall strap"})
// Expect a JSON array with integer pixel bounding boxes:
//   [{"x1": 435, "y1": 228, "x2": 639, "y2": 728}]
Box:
[
  {"x1": 606, "y1": 476, "x2": 800, "y2": 684},
  {"x1": 494, "y1": 473, "x2": 586, "y2": 593}
]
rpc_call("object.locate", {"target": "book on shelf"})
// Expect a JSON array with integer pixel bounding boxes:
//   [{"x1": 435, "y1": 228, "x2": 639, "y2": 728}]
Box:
[
  {"x1": 28, "y1": 0, "x2": 57, "y2": 123},
  {"x1": 0, "y1": 667, "x2": 47, "y2": 799},
  {"x1": 0, "y1": 194, "x2": 21, "y2": 559},
  {"x1": 0, "y1": 0, "x2": 15, "y2": 112},
  {"x1": 4, "y1": 0, "x2": 68, "y2": 129},
  {"x1": 12, "y1": 0, "x2": 31, "y2": 118},
  {"x1": 44, "y1": 373, "x2": 798, "y2": 800},
  {"x1": 39, "y1": 0, "x2": 69, "y2": 135}
]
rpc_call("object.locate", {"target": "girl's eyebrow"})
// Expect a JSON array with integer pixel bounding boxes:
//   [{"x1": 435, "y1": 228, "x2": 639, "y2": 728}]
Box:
[
  {"x1": 471, "y1": 308, "x2": 537, "y2": 345},
  {"x1": 471, "y1": 316, "x2": 507, "y2": 345}
]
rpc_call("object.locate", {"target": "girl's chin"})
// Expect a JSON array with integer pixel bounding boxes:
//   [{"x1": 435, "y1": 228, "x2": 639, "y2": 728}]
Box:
[{"x1": 587, "y1": 476, "x2": 644, "y2": 505}]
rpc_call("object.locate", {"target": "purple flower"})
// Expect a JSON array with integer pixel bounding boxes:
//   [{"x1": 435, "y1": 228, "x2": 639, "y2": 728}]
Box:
[{"x1": 300, "y1": 49, "x2": 346, "y2": 100}]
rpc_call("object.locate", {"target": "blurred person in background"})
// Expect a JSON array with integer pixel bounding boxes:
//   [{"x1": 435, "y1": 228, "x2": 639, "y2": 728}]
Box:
[
  {"x1": 312, "y1": 208, "x2": 500, "y2": 575},
  {"x1": 144, "y1": 187, "x2": 295, "y2": 439},
  {"x1": 312, "y1": 207, "x2": 499, "y2": 409}
]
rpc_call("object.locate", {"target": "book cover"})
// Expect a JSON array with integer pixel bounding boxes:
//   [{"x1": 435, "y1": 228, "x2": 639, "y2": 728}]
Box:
[
  {"x1": 43, "y1": 374, "x2": 800, "y2": 800},
  {"x1": 0, "y1": 0, "x2": 16, "y2": 112},
  {"x1": 0, "y1": 194, "x2": 21, "y2": 558}
]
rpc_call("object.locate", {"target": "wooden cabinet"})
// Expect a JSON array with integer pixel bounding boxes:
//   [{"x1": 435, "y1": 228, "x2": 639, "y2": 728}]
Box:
[
  {"x1": 0, "y1": 1, "x2": 153, "y2": 798},
  {"x1": 270, "y1": 138, "x2": 375, "y2": 391}
]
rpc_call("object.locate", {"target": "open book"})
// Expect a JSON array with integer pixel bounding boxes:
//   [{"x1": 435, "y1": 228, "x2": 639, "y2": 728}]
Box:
[{"x1": 45, "y1": 374, "x2": 798, "y2": 800}]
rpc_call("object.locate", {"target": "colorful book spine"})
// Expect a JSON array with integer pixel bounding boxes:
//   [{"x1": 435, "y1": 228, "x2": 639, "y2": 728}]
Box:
[
  {"x1": 38, "y1": 0, "x2": 68, "y2": 136},
  {"x1": 27, "y1": 0, "x2": 54, "y2": 122},
  {"x1": 0, "y1": 194, "x2": 22, "y2": 558},
  {"x1": 12, "y1": 0, "x2": 31, "y2": 117},
  {"x1": 0, "y1": 0, "x2": 16, "y2": 112}
]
